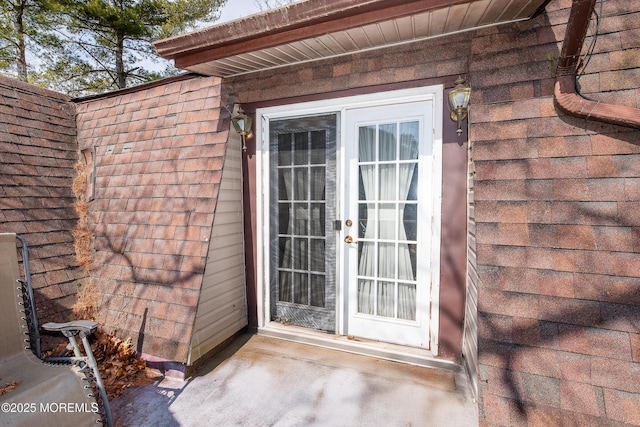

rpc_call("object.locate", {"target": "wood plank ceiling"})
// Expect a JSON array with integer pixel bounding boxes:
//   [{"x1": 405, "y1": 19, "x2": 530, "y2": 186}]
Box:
[{"x1": 155, "y1": 0, "x2": 549, "y2": 78}]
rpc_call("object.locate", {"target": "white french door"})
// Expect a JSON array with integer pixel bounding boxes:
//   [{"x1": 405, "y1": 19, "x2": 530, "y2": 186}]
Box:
[
  {"x1": 343, "y1": 101, "x2": 436, "y2": 348},
  {"x1": 259, "y1": 87, "x2": 442, "y2": 351}
]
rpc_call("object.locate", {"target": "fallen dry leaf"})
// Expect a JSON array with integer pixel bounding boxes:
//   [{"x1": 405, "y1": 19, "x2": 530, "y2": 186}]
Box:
[
  {"x1": 42, "y1": 327, "x2": 159, "y2": 401},
  {"x1": 89, "y1": 329, "x2": 159, "y2": 400},
  {"x1": 0, "y1": 380, "x2": 22, "y2": 396}
]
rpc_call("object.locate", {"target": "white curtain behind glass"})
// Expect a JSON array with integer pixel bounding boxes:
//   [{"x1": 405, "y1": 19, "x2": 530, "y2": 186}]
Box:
[
  {"x1": 357, "y1": 122, "x2": 418, "y2": 320},
  {"x1": 398, "y1": 122, "x2": 418, "y2": 320},
  {"x1": 378, "y1": 125, "x2": 397, "y2": 318},
  {"x1": 358, "y1": 126, "x2": 376, "y2": 315}
]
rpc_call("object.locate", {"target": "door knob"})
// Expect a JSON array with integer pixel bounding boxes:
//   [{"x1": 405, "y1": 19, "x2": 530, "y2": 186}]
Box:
[{"x1": 344, "y1": 235, "x2": 357, "y2": 244}]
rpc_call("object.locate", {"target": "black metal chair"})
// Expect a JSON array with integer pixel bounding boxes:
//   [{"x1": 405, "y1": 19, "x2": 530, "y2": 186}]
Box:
[{"x1": 0, "y1": 233, "x2": 112, "y2": 427}]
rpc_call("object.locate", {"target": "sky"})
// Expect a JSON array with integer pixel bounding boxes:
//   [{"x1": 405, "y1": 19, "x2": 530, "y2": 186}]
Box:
[
  {"x1": 217, "y1": 1, "x2": 265, "y2": 23},
  {"x1": 147, "y1": 1, "x2": 265, "y2": 72},
  {"x1": 151, "y1": 1, "x2": 298, "y2": 72},
  {"x1": 217, "y1": 1, "x2": 303, "y2": 23}
]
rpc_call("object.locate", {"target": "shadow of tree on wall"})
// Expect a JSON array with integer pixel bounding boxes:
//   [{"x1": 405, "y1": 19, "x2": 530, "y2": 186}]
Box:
[
  {"x1": 85, "y1": 100, "x2": 233, "y2": 362},
  {"x1": 92, "y1": 186, "x2": 210, "y2": 361},
  {"x1": 480, "y1": 295, "x2": 639, "y2": 413},
  {"x1": 476, "y1": 122, "x2": 640, "y2": 420},
  {"x1": 439, "y1": 235, "x2": 468, "y2": 359}
]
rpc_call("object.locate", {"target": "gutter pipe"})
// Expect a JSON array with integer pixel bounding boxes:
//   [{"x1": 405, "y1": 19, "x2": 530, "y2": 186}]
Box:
[{"x1": 554, "y1": 0, "x2": 640, "y2": 129}]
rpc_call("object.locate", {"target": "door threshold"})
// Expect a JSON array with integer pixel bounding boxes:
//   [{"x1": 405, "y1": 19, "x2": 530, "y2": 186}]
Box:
[{"x1": 258, "y1": 322, "x2": 459, "y2": 372}]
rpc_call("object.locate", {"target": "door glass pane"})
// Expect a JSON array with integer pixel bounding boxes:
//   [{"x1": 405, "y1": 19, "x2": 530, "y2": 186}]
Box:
[
  {"x1": 310, "y1": 239, "x2": 325, "y2": 272},
  {"x1": 378, "y1": 242, "x2": 395, "y2": 279},
  {"x1": 294, "y1": 132, "x2": 308, "y2": 165},
  {"x1": 400, "y1": 203, "x2": 417, "y2": 241},
  {"x1": 293, "y1": 203, "x2": 307, "y2": 234},
  {"x1": 377, "y1": 281, "x2": 395, "y2": 317},
  {"x1": 279, "y1": 271, "x2": 292, "y2": 302},
  {"x1": 398, "y1": 243, "x2": 415, "y2": 281},
  {"x1": 357, "y1": 279, "x2": 374, "y2": 315},
  {"x1": 310, "y1": 130, "x2": 326, "y2": 164},
  {"x1": 293, "y1": 273, "x2": 308, "y2": 305},
  {"x1": 359, "y1": 126, "x2": 376, "y2": 162},
  {"x1": 399, "y1": 122, "x2": 419, "y2": 160},
  {"x1": 379, "y1": 124, "x2": 396, "y2": 161},
  {"x1": 279, "y1": 203, "x2": 291, "y2": 234},
  {"x1": 378, "y1": 203, "x2": 395, "y2": 240},
  {"x1": 310, "y1": 203, "x2": 324, "y2": 236},
  {"x1": 360, "y1": 165, "x2": 375, "y2": 199},
  {"x1": 398, "y1": 283, "x2": 416, "y2": 320},
  {"x1": 310, "y1": 167, "x2": 325, "y2": 200},
  {"x1": 294, "y1": 168, "x2": 308, "y2": 200},
  {"x1": 293, "y1": 238, "x2": 308, "y2": 270},
  {"x1": 358, "y1": 241, "x2": 375, "y2": 277},
  {"x1": 358, "y1": 203, "x2": 369, "y2": 239},
  {"x1": 310, "y1": 274, "x2": 325, "y2": 307},
  {"x1": 405, "y1": 167, "x2": 418, "y2": 201},
  {"x1": 379, "y1": 164, "x2": 396, "y2": 200},
  {"x1": 279, "y1": 169, "x2": 291, "y2": 200},
  {"x1": 279, "y1": 237, "x2": 291, "y2": 268},
  {"x1": 400, "y1": 245, "x2": 417, "y2": 286},
  {"x1": 278, "y1": 134, "x2": 292, "y2": 166}
]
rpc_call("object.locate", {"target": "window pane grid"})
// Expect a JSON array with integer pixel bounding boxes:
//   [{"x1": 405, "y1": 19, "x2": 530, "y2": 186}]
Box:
[
  {"x1": 356, "y1": 120, "x2": 419, "y2": 321},
  {"x1": 277, "y1": 130, "x2": 327, "y2": 308}
]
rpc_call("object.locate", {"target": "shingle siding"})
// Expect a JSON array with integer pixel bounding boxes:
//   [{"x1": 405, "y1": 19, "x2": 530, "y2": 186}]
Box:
[
  {"x1": 226, "y1": 0, "x2": 640, "y2": 422},
  {"x1": 75, "y1": 75, "x2": 232, "y2": 363},
  {"x1": 226, "y1": 31, "x2": 472, "y2": 104},
  {"x1": 0, "y1": 75, "x2": 82, "y2": 324},
  {"x1": 472, "y1": 0, "x2": 640, "y2": 424},
  {"x1": 0, "y1": 0, "x2": 638, "y2": 422}
]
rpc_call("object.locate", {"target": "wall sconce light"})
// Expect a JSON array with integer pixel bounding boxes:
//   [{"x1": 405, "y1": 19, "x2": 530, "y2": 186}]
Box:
[
  {"x1": 448, "y1": 77, "x2": 471, "y2": 136},
  {"x1": 231, "y1": 107, "x2": 253, "y2": 151}
]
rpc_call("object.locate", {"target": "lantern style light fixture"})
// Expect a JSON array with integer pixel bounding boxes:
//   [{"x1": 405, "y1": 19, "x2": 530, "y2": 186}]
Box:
[
  {"x1": 448, "y1": 77, "x2": 471, "y2": 136},
  {"x1": 231, "y1": 107, "x2": 253, "y2": 151}
]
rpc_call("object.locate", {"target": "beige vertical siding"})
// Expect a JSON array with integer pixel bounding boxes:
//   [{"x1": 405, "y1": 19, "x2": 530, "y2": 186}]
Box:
[
  {"x1": 462, "y1": 145, "x2": 478, "y2": 398},
  {"x1": 188, "y1": 132, "x2": 248, "y2": 365}
]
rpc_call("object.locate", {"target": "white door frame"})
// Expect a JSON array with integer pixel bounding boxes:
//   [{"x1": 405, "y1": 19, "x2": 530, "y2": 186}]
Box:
[{"x1": 255, "y1": 86, "x2": 443, "y2": 353}]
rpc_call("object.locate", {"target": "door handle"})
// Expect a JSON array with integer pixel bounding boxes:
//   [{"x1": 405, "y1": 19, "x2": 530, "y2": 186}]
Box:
[{"x1": 344, "y1": 235, "x2": 357, "y2": 244}]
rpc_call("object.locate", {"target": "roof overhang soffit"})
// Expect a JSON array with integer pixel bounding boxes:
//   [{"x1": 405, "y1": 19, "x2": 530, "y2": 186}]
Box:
[{"x1": 154, "y1": 0, "x2": 550, "y2": 77}]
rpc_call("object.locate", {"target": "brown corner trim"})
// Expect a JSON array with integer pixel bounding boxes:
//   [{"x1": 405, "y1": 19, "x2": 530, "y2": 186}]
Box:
[{"x1": 554, "y1": 0, "x2": 640, "y2": 130}]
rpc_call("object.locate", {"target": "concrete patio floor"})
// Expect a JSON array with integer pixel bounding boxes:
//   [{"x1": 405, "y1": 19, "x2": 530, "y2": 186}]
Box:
[{"x1": 111, "y1": 332, "x2": 478, "y2": 426}]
